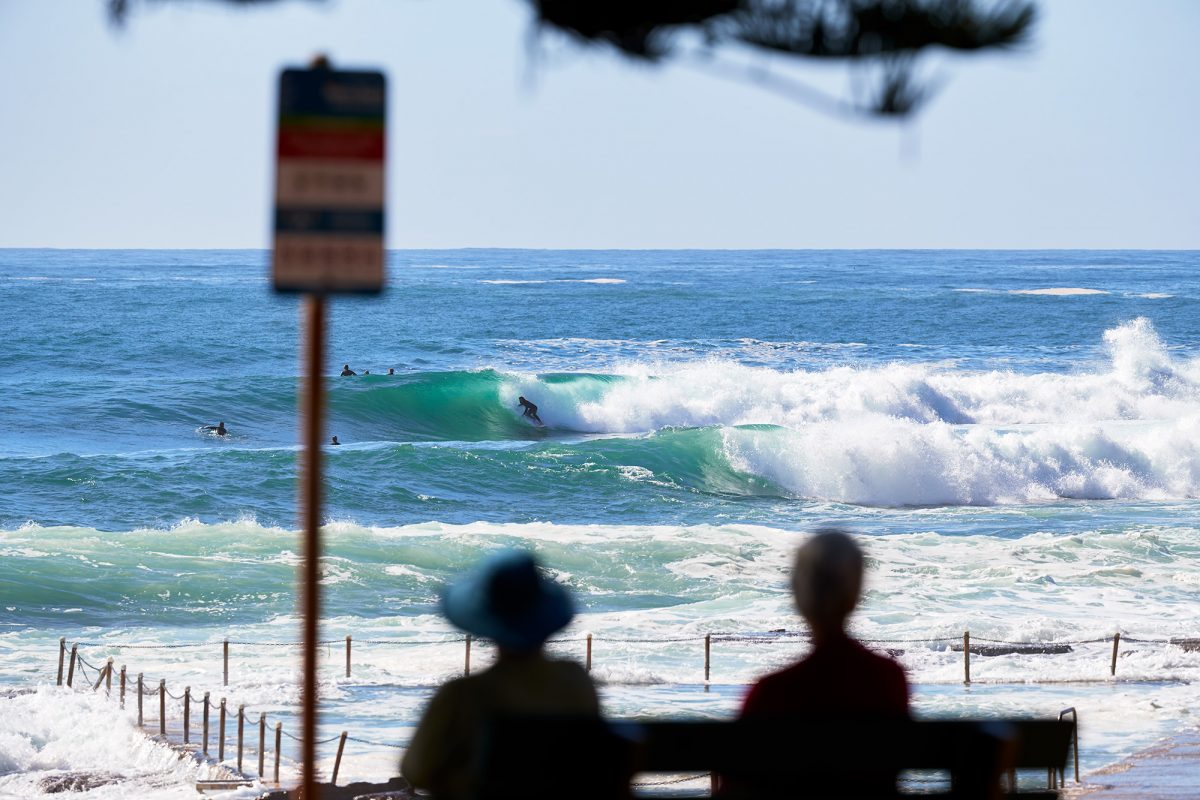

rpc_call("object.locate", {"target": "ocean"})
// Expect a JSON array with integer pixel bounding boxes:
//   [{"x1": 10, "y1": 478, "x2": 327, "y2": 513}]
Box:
[{"x1": 1, "y1": 248, "x2": 1198, "y2": 797}]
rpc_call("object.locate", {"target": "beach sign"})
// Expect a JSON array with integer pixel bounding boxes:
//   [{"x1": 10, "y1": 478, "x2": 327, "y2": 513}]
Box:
[{"x1": 272, "y1": 66, "x2": 386, "y2": 293}]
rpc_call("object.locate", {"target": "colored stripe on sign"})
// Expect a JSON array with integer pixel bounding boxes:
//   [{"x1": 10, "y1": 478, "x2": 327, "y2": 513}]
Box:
[
  {"x1": 275, "y1": 209, "x2": 385, "y2": 235},
  {"x1": 278, "y1": 129, "x2": 385, "y2": 161}
]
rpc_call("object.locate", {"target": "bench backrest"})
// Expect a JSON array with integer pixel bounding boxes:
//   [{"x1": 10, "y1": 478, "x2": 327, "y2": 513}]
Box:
[{"x1": 478, "y1": 716, "x2": 1073, "y2": 800}]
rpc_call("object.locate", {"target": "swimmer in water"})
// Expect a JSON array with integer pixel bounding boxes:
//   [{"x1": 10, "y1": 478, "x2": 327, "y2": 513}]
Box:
[
  {"x1": 202, "y1": 421, "x2": 228, "y2": 436},
  {"x1": 517, "y1": 396, "x2": 543, "y2": 425},
  {"x1": 331, "y1": 436, "x2": 341, "y2": 446},
  {"x1": 388, "y1": 368, "x2": 395, "y2": 375},
  {"x1": 341, "y1": 364, "x2": 357, "y2": 376}
]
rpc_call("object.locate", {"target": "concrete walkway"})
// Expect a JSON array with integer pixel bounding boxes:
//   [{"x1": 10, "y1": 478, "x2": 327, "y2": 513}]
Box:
[{"x1": 1066, "y1": 730, "x2": 1200, "y2": 799}]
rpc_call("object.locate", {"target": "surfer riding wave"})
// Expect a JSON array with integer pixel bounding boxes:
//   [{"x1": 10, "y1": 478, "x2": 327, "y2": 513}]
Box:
[{"x1": 518, "y1": 396, "x2": 543, "y2": 425}]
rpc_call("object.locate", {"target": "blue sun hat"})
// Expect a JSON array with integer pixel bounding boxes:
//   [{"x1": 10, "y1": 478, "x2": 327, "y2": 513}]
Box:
[{"x1": 441, "y1": 549, "x2": 575, "y2": 652}]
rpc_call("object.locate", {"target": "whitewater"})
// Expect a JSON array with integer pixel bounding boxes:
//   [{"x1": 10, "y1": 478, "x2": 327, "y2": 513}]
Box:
[{"x1": 1, "y1": 248, "x2": 1198, "y2": 797}]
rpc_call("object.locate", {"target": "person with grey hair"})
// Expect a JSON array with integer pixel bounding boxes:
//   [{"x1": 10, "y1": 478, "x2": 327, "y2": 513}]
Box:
[{"x1": 741, "y1": 528, "x2": 908, "y2": 717}]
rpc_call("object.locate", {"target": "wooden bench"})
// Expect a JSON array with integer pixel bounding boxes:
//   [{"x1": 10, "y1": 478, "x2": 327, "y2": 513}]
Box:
[{"x1": 478, "y1": 716, "x2": 1075, "y2": 799}]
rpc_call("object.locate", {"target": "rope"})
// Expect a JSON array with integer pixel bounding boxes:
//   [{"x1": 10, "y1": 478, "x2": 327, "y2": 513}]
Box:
[
  {"x1": 357, "y1": 638, "x2": 466, "y2": 646},
  {"x1": 166, "y1": 688, "x2": 186, "y2": 700},
  {"x1": 632, "y1": 773, "x2": 709, "y2": 786},
  {"x1": 346, "y1": 735, "x2": 405, "y2": 749},
  {"x1": 595, "y1": 636, "x2": 706, "y2": 644},
  {"x1": 75, "y1": 652, "x2": 103, "y2": 671},
  {"x1": 281, "y1": 729, "x2": 341, "y2": 745},
  {"x1": 75, "y1": 660, "x2": 93, "y2": 685},
  {"x1": 69, "y1": 631, "x2": 1198, "y2": 652}
]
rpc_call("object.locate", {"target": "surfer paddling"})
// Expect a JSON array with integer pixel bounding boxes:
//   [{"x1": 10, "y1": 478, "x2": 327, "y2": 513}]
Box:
[
  {"x1": 518, "y1": 396, "x2": 543, "y2": 425},
  {"x1": 201, "y1": 421, "x2": 227, "y2": 436},
  {"x1": 340, "y1": 364, "x2": 357, "y2": 376}
]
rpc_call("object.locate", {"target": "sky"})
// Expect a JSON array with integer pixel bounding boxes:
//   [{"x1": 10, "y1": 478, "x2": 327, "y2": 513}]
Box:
[{"x1": 0, "y1": 0, "x2": 1197, "y2": 249}]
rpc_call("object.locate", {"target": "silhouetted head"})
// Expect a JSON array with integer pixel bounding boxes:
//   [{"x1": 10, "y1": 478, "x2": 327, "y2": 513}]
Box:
[
  {"x1": 388, "y1": 368, "x2": 394, "y2": 375},
  {"x1": 331, "y1": 436, "x2": 340, "y2": 445},
  {"x1": 791, "y1": 529, "x2": 864, "y2": 638},
  {"x1": 441, "y1": 549, "x2": 574, "y2": 654},
  {"x1": 343, "y1": 364, "x2": 349, "y2": 370},
  {"x1": 518, "y1": 396, "x2": 526, "y2": 403}
]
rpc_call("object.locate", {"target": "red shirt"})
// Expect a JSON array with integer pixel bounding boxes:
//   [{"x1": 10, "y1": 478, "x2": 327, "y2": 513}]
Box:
[{"x1": 742, "y1": 633, "x2": 909, "y2": 717}]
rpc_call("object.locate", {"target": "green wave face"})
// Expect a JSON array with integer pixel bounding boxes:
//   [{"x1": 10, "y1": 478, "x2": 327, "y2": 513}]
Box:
[{"x1": 327, "y1": 370, "x2": 622, "y2": 441}]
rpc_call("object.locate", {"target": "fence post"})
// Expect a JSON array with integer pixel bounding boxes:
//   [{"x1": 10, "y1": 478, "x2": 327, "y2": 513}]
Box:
[
  {"x1": 183, "y1": 687, "x2": 191, "y2": 744},
  {"x1": 202, "y1": 692, "x2": 211, "y2": 756},
  {"x1": 105, "y1": 658, "x2": 113, "y2": 695},
  {"x1": 219, "y1": 698, "x2": 227, "y2": 762},
  {"x1": 963, "y1": 631, "x2": 971, "y2": 685},
  {"x1": 586, "y1": 633, "x2": 593, "y2": 672},
  {"x1": 137, "y1": 673, "x2": 144, "y2": 726},
  {"x1": 274, "y1": 722, "x2": 282, "y2": 784},
  {"x1": 57, "y1": 638, "x2": 66, "y2": 686},
  {"x1": 237, "y1": 704, "x2": 245, "y2": 772},
  {"x1": 120, "y1": 665, "x2": 126, "y2": 708},
  {"x1": 1111, "y1": 632, "x2": 1120, "y2": 677},
  {"x1": 464, "y1": 634, "x2": 472, "y2": 676},
  {"x1": 346, "y1": 635, "x2": 352, "y2": 678},
  {"x1": 704, "y1": 633, "x2": 711, "y2": 683},
  {"x1": 331, "y1": 731, "x2": 348, "y2": 786},
  {"x1": 92, "y1": 661, "x2": 109, "y2": 691},
  {"x1": 66, "y1": 644, "x2": 78, "y2": 688},
  {"x1": 258, "y1": 713, "x2": 266, "y2": 777},
  {"x1": 159, "y1": 679, "x2": 166, "y2": 737},
  {"x1": 223, "y1": 639, "x2": 229, "y2": 687}
]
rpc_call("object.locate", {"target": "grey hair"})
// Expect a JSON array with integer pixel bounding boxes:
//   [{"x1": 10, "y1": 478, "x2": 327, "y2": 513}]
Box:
[{"x1": 790, "y1": 528, "x2": 864, "y2": 626}]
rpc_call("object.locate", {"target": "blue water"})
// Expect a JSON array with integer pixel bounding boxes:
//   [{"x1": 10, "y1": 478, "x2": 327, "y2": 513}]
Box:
[{"x1": 1, "y1": 249, "x2": 1199, "y2": 794}]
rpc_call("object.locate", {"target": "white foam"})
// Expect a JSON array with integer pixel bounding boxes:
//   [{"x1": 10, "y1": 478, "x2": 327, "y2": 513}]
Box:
[
  {"x1": 495, "y1": 319, "x2": 1200, "y2": 504},
  {"x1": 0, "y1": 687, "x2": 248, "y2": 798},
  {"x1": 479, "y1": 278, "x2": 625, "y2": 285},
  {"x1": 1009, "y1": 288, "x2": 1109, "y2": 296}
]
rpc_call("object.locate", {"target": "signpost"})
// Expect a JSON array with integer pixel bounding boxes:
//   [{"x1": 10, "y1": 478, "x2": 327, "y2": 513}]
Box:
[{"x1": 272, "y1": 57, "x2": 386, "y2": 799}]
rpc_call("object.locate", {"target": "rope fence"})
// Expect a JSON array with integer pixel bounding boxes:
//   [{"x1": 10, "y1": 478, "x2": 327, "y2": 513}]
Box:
[
  {"x1": 47, "y1": 629, "x2": 1119, "y2": 793},
  {"x1": 56, "y1": 630, "x2": 1200, "y2": 694}
]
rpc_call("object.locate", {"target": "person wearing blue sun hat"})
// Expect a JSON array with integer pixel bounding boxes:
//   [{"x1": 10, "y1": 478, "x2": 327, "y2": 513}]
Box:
[{"x1": 401, "y1": 549, "x2": 599, "y2": 800}]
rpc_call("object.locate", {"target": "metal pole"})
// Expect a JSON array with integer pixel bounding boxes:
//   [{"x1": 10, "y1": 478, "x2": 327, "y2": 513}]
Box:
[
  {"x1": 346, "y1": 635, "x2": 352, "y2": 678},
  {"x1": 219, "y1": 698, "x2": 227, "y2": 762},
  {"x1": 274, "y1": 722, "x2": 282, "y2": 784},
  {"x1": 57, "y1": 638, "x2": 66, "y2": 686},
  {"x1": 184, "y1": 687, "x2": 191, "y2": 744},
  {"x1": 203, "y1": 692, "x2": 211, "y2": 756},
  {"x1": 300, "y1": 293, "x2": 326, "y2": 800},
  {"x1": 66, "y1": 645, "x2": 77, "y2": 688},
  {"x1": 464, "y1": 634, "x2": 472, "y2": 676},
  {"x1": 331, "y1": 731, "x2": 348, "y2": 786},
  {"x1": 137, "y1": 673, "x2": 144, "y2": 726},
  {"x1": 223, "y1": 639, "x2": 229, "y2": 687},
  {"x1": 963, "y1": 631, "x2": 971, "y2": 685},
  {"x1": 159, "y1": 679, "x2": 166, "y2": 736},
  {"x1": 237, "y1": 704, "x2": 245, "y2": 773},
  {"x1": 1111, "y1": 632, "x2": 1120, "y2": 677},
  {"x1": 586, "y1": 633, "x2": 592, "y2": 672},
  {"x1": 259, "y1": 713, "x2": 267, "y2": 777}
]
